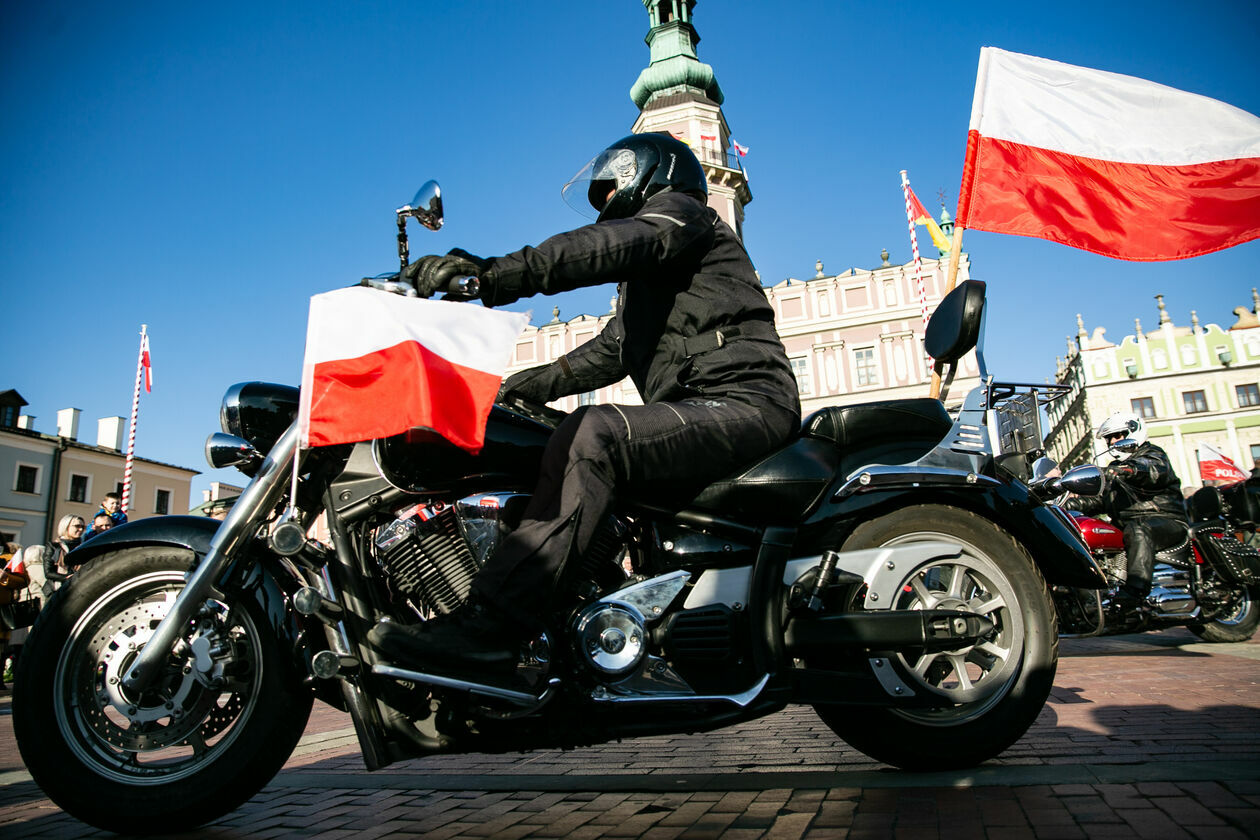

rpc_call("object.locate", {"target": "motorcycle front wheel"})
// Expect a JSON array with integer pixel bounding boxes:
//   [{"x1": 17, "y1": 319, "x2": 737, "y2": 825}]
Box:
[
  {"x1": 813, "y1": 504, "x2": 1058, "y2": 770},
  {"x1": 13, "y1": 547, "x2": 313, "y2": 834}
]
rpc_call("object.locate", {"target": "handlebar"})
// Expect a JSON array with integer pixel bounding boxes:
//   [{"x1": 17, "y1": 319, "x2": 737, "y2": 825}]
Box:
[{"x1": 359, "y1": 273, "x2": 480, "y2": 302}]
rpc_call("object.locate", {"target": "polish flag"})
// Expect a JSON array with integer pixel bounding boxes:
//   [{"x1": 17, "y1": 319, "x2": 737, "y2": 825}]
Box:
[
  {"x1": 298, "y1": 287, "x2": 528, "y2": 452},
  {"x1": 140, "y1": 331, "x2": 153, "y2": 393},
  {"x1": 731, "y1": 140, "x2": 749, "y2": 157},
  {"x1": 957, "y1": 48, "x2": 1260, "y2": 261},
  {"x1": 1198, "y1": 442, "x2": 1249, "y2": 483}
]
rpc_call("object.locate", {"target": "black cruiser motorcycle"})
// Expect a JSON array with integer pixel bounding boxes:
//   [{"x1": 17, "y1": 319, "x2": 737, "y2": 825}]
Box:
[
  {"x1": 1041, "y1": 445, "x2": 1260, "y2": 641},
  {"x1": 13, "y1": 182, "x2": 1106, "y2": 834}
]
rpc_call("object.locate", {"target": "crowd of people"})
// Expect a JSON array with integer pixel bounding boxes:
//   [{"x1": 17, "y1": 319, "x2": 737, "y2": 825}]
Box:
[{"x1": 0, "y1": 493, "x2": 128, "y2": 689}]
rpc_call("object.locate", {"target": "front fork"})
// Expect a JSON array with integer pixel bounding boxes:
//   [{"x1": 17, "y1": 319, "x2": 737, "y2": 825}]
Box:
[{"x1": 122, "y1": 422, "x2": 304, "y2": 695}]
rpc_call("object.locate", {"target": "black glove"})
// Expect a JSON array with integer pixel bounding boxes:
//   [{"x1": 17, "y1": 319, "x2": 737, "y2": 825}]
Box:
[
  {"x1": 404, "y1": 248, "x2": 490, "y2": 298},
  {"x1": 1106, "y1": 461, "x2": 1137, "y2": 479},
  {"x1": 498, "y1": 367, "x2": 552, "y2": 404}
]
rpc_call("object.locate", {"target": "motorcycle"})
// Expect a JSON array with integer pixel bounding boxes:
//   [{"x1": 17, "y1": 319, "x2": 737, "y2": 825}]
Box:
[
  {"x1": 1036, "y1": 440, "x2": 1260, "y2": 641},
  {"x1": 13, "y1": 181, "x2": 1107, "y2": 834}
]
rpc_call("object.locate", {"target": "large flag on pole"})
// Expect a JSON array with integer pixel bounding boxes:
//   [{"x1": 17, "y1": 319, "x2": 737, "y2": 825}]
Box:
[
  {"x1": 1198, "y1": 442, "x2": 1249, "y2": 483},
  {"x1": 298, "y1": 287, "x2": 528, "y2": 452},
  {"x1": 956, "y1": 47, "x2": 1260, "y2": 261},
  {"x1": 122, "y1": 325, "x2": 151, "y2": 514}
]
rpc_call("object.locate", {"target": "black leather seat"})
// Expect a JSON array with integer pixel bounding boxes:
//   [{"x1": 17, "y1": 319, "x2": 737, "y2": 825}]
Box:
[
  {"x1": 688, "y1": 436, "x2": 840, "y2": 523},
  {"x1": 685, "y1": 398, "x2": 953, "y2": 524}
]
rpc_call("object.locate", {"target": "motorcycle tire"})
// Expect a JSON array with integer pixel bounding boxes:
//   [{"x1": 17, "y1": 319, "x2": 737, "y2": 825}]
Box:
[
  {"x1": 1189, "y1": 585, "x2": 1260, "y2": 643},
  {"x1": 813, "y1": 504, "x2": 1057, "y2": 770},
  {"x1": 12, "y1": 547, "x2": 314, "y2": 834}
]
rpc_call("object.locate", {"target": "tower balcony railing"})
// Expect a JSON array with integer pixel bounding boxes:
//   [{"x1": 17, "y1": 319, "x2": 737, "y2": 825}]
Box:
[{"x1": 690, "y1": 145, "x2": 746, "y2": 173}]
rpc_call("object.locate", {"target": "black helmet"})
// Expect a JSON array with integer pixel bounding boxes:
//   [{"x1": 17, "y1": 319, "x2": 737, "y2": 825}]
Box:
[{"x1": 562, "y1": 133, "x2": 708, "y2": 222}]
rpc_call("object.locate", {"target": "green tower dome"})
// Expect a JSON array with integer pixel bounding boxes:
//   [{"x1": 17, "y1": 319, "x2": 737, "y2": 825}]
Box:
[{"x1": 630, "y1": 1, "x2": 723, "y2": 108}]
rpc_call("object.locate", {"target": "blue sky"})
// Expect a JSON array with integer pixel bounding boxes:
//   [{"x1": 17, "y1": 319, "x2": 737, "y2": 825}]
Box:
[{"x1": 2, "y1": 1, "x2": 1258, "y2": 506}]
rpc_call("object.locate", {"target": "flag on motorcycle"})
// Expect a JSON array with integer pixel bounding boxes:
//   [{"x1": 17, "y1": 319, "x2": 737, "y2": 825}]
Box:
[
  {"x1": 1198, "y1": 442, "x2": 1249, "y2": 483},
  {"x1": 905, "y1": 184, "x2": 952, "y2": 254},
  {"x1": 298, "y1": 287, "x2": 529, "y2": 452},
  {"x1": 955, "y1": 47, "x2": 1260, "y2": 261}
]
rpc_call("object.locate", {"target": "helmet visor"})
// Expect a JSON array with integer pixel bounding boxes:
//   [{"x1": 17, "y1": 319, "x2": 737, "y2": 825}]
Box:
[{"x1": 561, "y1": 147, "x2": 642, "y2": 220}]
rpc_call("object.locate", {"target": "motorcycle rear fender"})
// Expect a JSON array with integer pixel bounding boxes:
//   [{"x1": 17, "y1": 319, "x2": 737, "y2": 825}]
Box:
[
  {"x1": 803, "y1": 484, "x2": 1107, "y2": 589},
  {"x1": 66, "y1": 514, "x2": 332, "y2": 696}
]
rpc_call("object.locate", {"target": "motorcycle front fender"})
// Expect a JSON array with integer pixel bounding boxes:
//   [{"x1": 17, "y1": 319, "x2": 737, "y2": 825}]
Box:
[{"x1": 69, "y1": 515, "x2": 221, "y2": 565}]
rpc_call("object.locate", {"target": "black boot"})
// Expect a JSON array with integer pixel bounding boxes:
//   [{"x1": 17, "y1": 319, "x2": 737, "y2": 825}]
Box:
[{"x1": 367, "y1": 599, "x2": 521, "y2": 672}]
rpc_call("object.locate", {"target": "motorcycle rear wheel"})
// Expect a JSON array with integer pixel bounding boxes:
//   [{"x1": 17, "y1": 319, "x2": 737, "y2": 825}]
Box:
[
  {"x1": 1189, "y1": 585, "x2": 1260, "y2": 643},
  {"x1": 813, "y1": 504, "x2": 1058, "y2": 770},
  {"x1": 13, "y1": 548, "x2": 313, "y2": 834}
]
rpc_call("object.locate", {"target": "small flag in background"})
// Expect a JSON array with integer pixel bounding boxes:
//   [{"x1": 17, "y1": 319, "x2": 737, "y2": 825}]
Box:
[
  {"x1": 1198, "y1": 442, "x2": 1249, "y2": 483},
  {"x1": 731, "y1": 139, "x2": 749, "y2": 156},
  {"x1": 140, "y1": 331, "x2": 153, "y2": 393},
  {"x1": 956, "y1": 47, "x2": 1260, "y2": 261},
  {"x1": 298, "y1": 287, "x2": 528, "y2": 452},
  {"x1": 905, "y1": 185, "x2": 952, "y2": 253}
]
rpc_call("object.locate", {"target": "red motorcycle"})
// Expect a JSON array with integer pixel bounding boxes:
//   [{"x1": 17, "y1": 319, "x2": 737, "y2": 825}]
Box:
[{"x1": 1049, "y1": 468, "x2": 1260, "y2": 641}]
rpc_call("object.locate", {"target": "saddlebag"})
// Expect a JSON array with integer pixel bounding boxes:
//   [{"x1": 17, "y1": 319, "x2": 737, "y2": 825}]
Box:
[{"x1": 1193, "y1": 523, "x2": 1260, "y2": 586}]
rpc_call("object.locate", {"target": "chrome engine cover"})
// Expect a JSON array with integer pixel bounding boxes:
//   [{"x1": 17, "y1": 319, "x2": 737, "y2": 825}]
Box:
[{"x1": 574, "y1": 602, "x2": 646, "y2": 675}]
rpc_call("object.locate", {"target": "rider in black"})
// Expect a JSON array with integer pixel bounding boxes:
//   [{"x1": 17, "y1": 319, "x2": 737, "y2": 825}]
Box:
[
  {"x1": 1066, "y1": 412, "x2": 1186, "y2": 608},
  {"x1": 368, "y1": 133, "x2": 801, "y2": 670}
]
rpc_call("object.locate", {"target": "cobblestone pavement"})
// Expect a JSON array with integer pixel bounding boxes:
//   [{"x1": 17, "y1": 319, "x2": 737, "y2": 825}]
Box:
[{"x1": 2, "y1": 628, "x2": 1257, "y2": 838}]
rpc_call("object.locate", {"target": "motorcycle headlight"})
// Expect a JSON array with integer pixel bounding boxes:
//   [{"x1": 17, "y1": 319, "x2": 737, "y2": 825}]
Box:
[{"x1": 219, "y1": 382, "x2": 301, "y2": 454}]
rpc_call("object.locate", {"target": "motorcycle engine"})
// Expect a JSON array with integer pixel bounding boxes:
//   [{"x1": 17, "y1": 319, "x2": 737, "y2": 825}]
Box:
[{"x1": 373, "y1": 493, "x2": 628, "y2": 617}]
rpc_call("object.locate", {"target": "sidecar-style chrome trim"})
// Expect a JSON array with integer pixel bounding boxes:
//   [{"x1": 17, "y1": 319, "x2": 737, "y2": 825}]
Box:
[
  {"x1": 591, "y1": 673, "x2": 769, "y2": 707},
  {"x1": 372, "y1": 665, "x2": 558, "y2": 706}
]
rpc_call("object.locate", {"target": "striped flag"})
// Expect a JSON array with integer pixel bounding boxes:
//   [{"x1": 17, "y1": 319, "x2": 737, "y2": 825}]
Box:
[
  {"x1": 140, "y1": 331, "x2": 153, "y2": 393},
  {"x1": 298, "y1": 287, "x2": 528, "y2": 452},
  {"x1": 905, "y1": 185, "x2": 952, "y2": 253},
  {"x1": 957, "y1": 48, "x2": 1260, "y2": 261}
]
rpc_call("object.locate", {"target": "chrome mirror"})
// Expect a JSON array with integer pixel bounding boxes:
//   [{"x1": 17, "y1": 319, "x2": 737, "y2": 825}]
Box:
[
  {"x1": 206, "y1": 432, "x2": 262, "y2": 470},
  {"x1": 1109, "y1": 437, "x2": 1140, "y2": 455},
  {"x1": 399, "y1": 180, "x2": 443, "y2": 231},
  {"x1": 1057, "y1": 464, "x2": 1103, "y2": 497}
]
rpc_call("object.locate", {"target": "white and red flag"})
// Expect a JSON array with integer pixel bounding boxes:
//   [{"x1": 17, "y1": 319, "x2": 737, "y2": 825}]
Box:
[
  {"x1": 956, "y1": 47, "x2": 1260, "y2": 261},
  {"x1": 731, "y1": 139, "x2": 749, "y2": 157},
  {"x1": 140, "y1": 331, "x2": 153, "y2": 393},
  {"x1": 1198, "y1": 442, "x2": 1249, "y2": 483},
  {"x1": 298, "y1": 287, "x2": 528, "y2": 452}
]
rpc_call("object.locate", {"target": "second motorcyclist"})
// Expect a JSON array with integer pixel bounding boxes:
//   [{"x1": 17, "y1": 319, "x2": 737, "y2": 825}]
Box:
[{"x1": 1066, "y1": 412, "x2": 1186, "y2": 608}]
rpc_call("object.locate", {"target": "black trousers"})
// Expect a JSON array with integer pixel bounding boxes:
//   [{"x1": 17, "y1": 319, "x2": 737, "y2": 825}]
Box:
[
  {"x1": 1121, "y1": 515, "x2": 1187, "y2": 597},
  {"x1": 472, "y1": 396, "x2": 798, "y2": 628}
]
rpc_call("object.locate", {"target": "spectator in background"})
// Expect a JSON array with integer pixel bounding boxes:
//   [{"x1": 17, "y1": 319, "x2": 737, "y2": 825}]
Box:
[
  {"x1": 83, "y1": 512, "x2": 115, "y2": 542},
  {"x1": 42, "y1": 515, "x2": 86, "y2": 598},
  {"x1": 97, "y1": 492, "x2": 127, "y2": 528}
]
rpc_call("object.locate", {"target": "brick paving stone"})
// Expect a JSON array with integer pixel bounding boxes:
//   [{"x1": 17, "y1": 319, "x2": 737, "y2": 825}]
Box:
[{"x1": 1187, "y1": 828, "x2": 1252, "y2": 840}]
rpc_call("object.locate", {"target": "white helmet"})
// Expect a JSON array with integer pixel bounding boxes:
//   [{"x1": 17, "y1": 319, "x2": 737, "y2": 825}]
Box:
[{"x1": 1095, "y1": 411, "x2": 1146, "y2": 447}]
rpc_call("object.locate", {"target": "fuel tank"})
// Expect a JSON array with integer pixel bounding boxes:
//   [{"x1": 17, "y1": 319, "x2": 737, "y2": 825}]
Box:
[
  {"x1": 374, "y1": 405, "x2": 554, "y2": 492},
  {"x1": 1069, "y1": 510, "x2": 1125, "y2": 553}
]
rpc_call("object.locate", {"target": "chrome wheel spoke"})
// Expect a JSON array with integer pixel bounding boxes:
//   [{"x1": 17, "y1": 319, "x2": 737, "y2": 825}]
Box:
[
  {"x1": 976, "y1": 640, "x2": 1010, "y2": 663},
  {"x1": 909, "y1": 577, "x2": 936, "y2": 608},
  {"x1": 947, "y1": 654, "x2": 973, "y2": 690},
  {"x1": 973, "y1": 595, "x2": 1005, "y2": 616}
]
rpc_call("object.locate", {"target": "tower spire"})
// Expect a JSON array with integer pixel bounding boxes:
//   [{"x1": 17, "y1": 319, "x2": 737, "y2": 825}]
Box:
[{"x1": 629, "y1": 1, "x2": 751, "y2": 238}]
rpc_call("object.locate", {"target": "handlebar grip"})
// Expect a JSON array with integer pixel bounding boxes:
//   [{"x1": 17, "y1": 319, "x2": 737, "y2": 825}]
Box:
[{"x1": 442, "y1": 275, "x2": 481, "y2": 301}]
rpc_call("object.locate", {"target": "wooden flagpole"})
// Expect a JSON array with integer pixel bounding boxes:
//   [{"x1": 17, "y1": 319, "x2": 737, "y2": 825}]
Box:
[{"x1": 928, "y1": 223, "x2": 966, "y2": 399}]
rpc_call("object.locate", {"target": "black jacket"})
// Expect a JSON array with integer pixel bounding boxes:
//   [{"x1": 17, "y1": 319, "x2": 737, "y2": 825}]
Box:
[
  {"x1": 485, "y1": 191, "x2": 801, "y2": 415},
  {"x1": 1066, "y1": 442, "x2": 1185, "y2": 523}
]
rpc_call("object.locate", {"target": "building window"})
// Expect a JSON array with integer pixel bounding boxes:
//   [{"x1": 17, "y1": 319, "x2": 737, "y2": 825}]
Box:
[
  {"x1": 14, "y1": 463, "x2": 40, "y2": 494},
  {"x1": 1182, "y1": 390, "x2": 1209, "y2": 414},
  {"x1": 1251, "y1": 444, "x2": 1260, "y2": 469},
  {"x1": 854, "y1": 347, "x2": 878, "y2": 387},
  {"x1": 154, "y1": 488, "x2": 172, "y2": 515},
  {"x1": 0, "y1": 405, "x2": 16, "y2": 428},
  {"x1": 68, "y1": 473, "x2": 90, "y2": 504},
  {"x1": 1237, "y1": 384, "x2": 1260, "y2": 407},
  {"x1": 790, "y1": 357, "x2": 813, "y2": 395},
  {"x1": 577, "y1": 391, "x2": 597, "y2": 407},
  {"x1": 1130, "y1": 397, "x2": 1156, "y2": 419}
]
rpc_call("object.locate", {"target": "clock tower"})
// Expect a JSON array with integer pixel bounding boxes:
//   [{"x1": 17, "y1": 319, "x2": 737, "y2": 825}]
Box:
[{"x1": 629, "y1": 1, "x2": 751, "y2": 238}]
